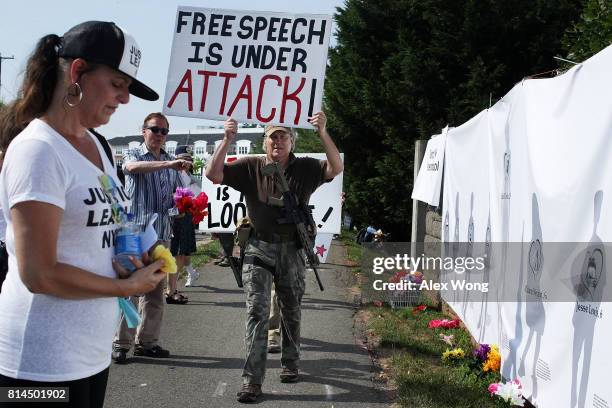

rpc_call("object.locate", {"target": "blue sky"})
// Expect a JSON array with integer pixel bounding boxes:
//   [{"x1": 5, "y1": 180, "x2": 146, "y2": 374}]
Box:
[{"x1": 1, "y1": 0, "x2": 345, "y2": 138}]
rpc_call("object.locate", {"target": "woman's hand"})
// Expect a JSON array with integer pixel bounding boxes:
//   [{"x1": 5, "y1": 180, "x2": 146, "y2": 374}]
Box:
[{"x1": 113, "y1": 255, "x2": 166, "y2": 296}]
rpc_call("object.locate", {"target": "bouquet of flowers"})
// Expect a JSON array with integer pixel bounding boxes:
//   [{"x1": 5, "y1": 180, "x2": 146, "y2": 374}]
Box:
[
  {"x1": 488, "y1": 378, "x2": 524, "y2": 406},
  {"x1": 173, "y1": 187, "x2": 209, "y2": 224},
  {"x1": 387, "y1": 270, "x2": 422, "y2": 308},
  {"x1": 482, "y1": 344, "x2": 501, "y2": 373},
  {"x1": 428, "y1": 318, "x2": 461, "y2": 329},
  {"x1": 389, "y1": 270, "x2": 409, "y2": 283}
]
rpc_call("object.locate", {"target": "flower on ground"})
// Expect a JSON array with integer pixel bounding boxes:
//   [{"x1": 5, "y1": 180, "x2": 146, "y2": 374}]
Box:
[
  {"x1": 482, "y1": 344, "x2": 501, "y2": 373},
  {"x1": 488, "y1": 382, "x2": 500, "y2": 395},
  {"x1": 442, "y1": 347, "x2": 465, "y2": 361},
  {"x1": 474, "y1": 343, "x2": 491, "y2": 362},
  {"x1": 428, "y1": 318, "x2": 461, "y2": 329},
  {"x1": 439, "y1": 333, "x2": 454, "y2": 347},
  {"x1": 412, "y1": 305, "x2": 427, "y2": 315},
  {"x1": 488, "y1": 378, "x2": 524, "y2": 406},
  {"x1": 151, "y1": 245, "x2": 177, "y2": 274}
]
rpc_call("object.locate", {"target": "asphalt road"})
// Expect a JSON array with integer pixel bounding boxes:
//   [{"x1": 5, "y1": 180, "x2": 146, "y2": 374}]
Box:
[{"x1": 105, "y1": 241, "x2": 389, "y2": 408}]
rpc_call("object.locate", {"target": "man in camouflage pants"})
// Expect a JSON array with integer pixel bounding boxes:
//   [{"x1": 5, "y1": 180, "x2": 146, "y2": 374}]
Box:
[{"x1": 206, "y1": 112, "x2": 343, "y2": 403}]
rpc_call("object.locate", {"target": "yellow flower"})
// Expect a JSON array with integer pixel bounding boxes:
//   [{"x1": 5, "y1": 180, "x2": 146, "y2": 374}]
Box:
[
  {"x1": 151, "y1": 245, "x2": 177, "y2": 274},
  {"x1": 483, "y1": 344, "x2": 501, "y2": 372},
  {"x1": 442, "y1": 347, "x2": 465, "y2": 361}
]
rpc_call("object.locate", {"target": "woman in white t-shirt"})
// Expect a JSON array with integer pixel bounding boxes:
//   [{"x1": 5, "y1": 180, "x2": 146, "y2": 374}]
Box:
[{"x1": 0, "y1": 22, "x2": 166, "y2": 408}]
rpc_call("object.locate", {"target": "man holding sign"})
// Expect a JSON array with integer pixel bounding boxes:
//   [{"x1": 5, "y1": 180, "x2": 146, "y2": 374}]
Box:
[{"x1": 206, "y1": 111, "x2": 342, "y2": 402}]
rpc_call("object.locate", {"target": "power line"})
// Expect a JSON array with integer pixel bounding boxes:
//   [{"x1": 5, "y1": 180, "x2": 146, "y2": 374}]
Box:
[{"x1": 0, "y1": 53, "x2": 15, "y2": 101}]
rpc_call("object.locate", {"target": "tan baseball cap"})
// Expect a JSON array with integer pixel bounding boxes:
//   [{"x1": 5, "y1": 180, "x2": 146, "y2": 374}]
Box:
[{"x1": 264, "y1": 125, "x2": 292, "y2": 137}]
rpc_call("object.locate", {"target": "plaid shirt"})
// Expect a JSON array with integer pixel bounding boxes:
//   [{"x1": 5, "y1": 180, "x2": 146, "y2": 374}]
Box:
[{"x1": 123, "y1": 143, "x2": 183, "y2": 241}]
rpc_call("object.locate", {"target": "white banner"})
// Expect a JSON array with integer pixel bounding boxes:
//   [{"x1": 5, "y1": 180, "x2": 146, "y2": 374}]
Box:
[
  {"x1": 200, "y1": 153, "x2": 343, "y2": 234},
  {"x1": 441, "y1": 110, "x2": 498, "y2": 345},
  {"x1": 163, "y1": 7, "x2": 332, "y2": 129},
  {"x1": 411, "y1": 129, "x2": 447, "y2": 206},
  {"x1": 443, "y1": 44, "x2": 612, "y2": 407}
]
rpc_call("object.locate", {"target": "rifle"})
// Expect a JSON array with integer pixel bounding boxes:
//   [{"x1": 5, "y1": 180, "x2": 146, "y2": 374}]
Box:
[
  {"x1": 218, "y1": 232, "x2": 243, "y2": 288},
  {"x1": 261, "y1": 162, "x2": 324, "y2": 291}
]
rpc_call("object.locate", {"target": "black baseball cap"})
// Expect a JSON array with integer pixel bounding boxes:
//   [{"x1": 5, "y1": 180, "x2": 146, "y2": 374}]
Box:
[{"x1": 58, "y1": 21, "x2": 158, "y2": 101}]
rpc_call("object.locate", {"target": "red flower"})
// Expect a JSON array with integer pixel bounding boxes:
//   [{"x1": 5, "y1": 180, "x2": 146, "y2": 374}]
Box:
[
  {"x1": 412, "y1": 305, "x2": 427, "y2": 315},
  {"x1": 188, "y1": 192, "x2": 209, "y2": 224},
  {"x1": 176, "y1": 196, "x2": 193, "y2": 213}
]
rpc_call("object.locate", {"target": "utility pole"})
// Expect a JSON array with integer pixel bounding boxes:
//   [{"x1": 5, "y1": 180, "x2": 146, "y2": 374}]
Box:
[{"x1": 0, "y1": 53, "x2": 16, "y2": 101}]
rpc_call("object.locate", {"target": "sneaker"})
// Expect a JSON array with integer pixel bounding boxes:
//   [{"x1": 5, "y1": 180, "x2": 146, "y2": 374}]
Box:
[
  {"x1": 279, "y1": 367, "x2": 299, "y2": 383},
  {"x1": 112, "y1": 345, "x2": 128, "y2": 364},
  {"x1": 214, "y1": 256, "x2": 226, "y2": 265},
  {"x1": 218, "y1": 258, "x2": 230, "y2": 267},
  {"x1": 133, "y1": 344, "x2": 170, "y2": 358},
  {"x1": 236, "y1": 383, "x2": 262, "y2": 403}
]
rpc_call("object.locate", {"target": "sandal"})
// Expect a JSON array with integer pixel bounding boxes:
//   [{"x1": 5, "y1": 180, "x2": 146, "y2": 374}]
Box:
[{"x1": 165, "y1": 291, "x2": 188, "y2": 304}]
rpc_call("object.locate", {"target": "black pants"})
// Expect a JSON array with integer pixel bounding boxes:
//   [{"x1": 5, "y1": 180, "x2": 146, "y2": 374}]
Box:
[{"x1": 0, "y1": 367, "x2": 109, "y2": 408}]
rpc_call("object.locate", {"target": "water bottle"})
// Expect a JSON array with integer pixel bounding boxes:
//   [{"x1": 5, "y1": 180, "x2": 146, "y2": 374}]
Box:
[{"x1": 114, "y1": 215, "x2": 142, "y2": 273}]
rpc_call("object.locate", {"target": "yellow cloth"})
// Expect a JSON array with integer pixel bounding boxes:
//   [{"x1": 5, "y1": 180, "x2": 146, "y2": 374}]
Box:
[{"x1": 151, "y1": 245, "x2": 178, "y2": 274}]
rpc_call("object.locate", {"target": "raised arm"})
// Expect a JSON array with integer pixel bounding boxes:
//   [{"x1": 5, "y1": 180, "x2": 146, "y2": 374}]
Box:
[
  {"x1": 309, "y1": 111, "x2": 344, "y2": 180},
  {"x1": 206, "y1": 117, "x2": 237, "y2": 184}
]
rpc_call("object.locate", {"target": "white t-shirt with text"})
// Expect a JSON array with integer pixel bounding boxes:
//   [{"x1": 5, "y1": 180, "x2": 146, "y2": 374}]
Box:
[{"x1": 0, "y1": 119, "x2": 130, "y2": 381}]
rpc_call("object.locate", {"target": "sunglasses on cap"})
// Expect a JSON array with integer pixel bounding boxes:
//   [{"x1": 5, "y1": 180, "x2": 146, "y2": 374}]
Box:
[{"x1": 145, "y1": 126, "x2": 169, "y2": 136}]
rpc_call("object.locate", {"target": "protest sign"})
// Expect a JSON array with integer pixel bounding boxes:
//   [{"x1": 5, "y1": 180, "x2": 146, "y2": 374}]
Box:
[
  {"x1": 163, "y1": 7, "x2": 332, "y2": 129},
  {"x1": 200, "y1": 153, "x2": 343, "y2": 234}
]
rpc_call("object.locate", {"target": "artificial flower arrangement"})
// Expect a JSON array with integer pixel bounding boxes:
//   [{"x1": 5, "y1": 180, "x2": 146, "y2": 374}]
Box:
[
  {"x1": 388, "y1": 270, "x2": 424, "y2": 285},
  {"x1": 173, "y1": 187, "x2": 209, "y2": 224},
  {"x1": 488, "y1": 378, "x2": 524, "y2": 406},
  {"x1": 428, "y1": 318, "x2": 461, "y2": 329},
  {"x1": 387, "y1": 270, "x2": 425, "y2": 308},
  {"x1": 388, "y1": 270, "x2": 409, "y2": 284}
]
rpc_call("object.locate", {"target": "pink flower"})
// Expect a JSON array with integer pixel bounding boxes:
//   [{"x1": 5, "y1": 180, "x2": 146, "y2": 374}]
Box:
[
  {"x1": 174, "y1": 187, "x2": 194, "y2": 203},
  {"x1": 428, "y1": 318, "x2": 461, "y2": 329},
  {"x1": 488, "y1": 382, "x2": 500, "y2": 395}
]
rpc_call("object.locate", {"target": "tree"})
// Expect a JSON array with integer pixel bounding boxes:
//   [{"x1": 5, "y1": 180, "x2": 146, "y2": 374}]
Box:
[
  {"x1": 325, "y1": 0, "x2": 583, "y2": 240},
  {"x1": 294, "y1": 129, "x2": 325, "y2": 153},
  {"x1": 563, "y1": 0, "x2": 612, "y2": 62}
]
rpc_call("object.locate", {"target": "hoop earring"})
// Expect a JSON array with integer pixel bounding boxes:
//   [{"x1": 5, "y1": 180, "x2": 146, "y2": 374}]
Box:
[{"x1": 64, "y1": 82, "x2": 83, "y2": 108}]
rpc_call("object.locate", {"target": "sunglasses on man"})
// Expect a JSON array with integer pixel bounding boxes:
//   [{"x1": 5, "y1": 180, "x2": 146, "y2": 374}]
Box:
[{"x1": 145, "y1": 126, "x2": 169, "y2": 136}]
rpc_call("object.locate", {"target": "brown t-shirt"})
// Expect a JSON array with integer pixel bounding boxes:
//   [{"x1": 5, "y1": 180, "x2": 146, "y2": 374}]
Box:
[{"x1": 222, "y1": 154, "x2": 329, "y2": 235}]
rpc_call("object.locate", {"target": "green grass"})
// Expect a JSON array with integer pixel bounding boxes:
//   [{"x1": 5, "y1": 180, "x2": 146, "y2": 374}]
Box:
[
  {"x1": 367, "y1": 305, "x2": 505, "y2": 408},
  {"x1": 338, "y1": 234, "x2": 507, "y2": 408},
  {"x1": 339, "y1": 228, "x2": 362, "y2": 272},
  {"x1": 191, "y1": 239, "x2": 221, "y2": 269}
]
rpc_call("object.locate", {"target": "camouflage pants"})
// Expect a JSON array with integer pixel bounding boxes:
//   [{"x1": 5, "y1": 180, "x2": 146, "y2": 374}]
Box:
[{"x1": 241, "y1": 238, "x2": 306, "y2": 385}]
